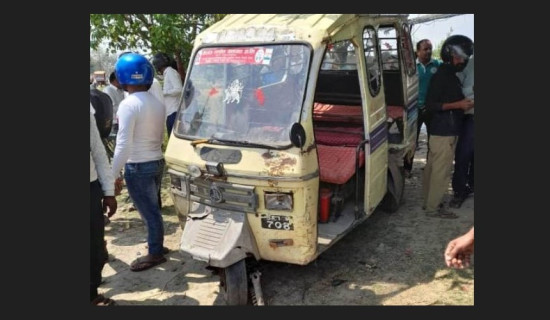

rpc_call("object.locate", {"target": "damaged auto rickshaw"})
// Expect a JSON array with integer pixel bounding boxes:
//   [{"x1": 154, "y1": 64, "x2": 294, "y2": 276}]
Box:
[{"x1": 165, "y1": 14, "x2": 419, "y2": 305}]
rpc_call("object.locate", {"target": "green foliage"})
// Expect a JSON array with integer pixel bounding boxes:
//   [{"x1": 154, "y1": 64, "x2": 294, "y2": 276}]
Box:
[
  {"x1": 90, "y1": 14, "x2": 227, "y2": 69},
  {"x1": 90, "y1": 47, "x2": 118, "y2": 74}
]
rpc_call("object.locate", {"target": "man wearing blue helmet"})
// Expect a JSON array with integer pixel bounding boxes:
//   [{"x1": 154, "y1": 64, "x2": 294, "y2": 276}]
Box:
[{"x1": 112, "y1": 53, "x2": 168, "y2": 271}]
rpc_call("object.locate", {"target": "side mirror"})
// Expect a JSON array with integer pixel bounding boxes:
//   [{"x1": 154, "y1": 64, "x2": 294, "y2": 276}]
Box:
[{"x1": 289, "y1": 122, "x2": 306, "y2": 148}]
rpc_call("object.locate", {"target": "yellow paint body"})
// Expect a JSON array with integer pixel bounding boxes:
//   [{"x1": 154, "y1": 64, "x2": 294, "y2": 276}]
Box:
[{"x1": 166, "y1": 14, "x2": 417, "y2": 265}]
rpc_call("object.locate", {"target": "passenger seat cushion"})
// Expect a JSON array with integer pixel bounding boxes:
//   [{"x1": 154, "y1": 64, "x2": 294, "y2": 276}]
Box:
[
  {"x1": 314, "y1": 127, "x2": 363, "y2": 146},
  {"x1": 318, "y1": 145, "x2": 365, "y2": 184},
  {"x1": 387, "y1": 105, "x2": 403, "y2": 120},
  {"x1": 313, "y1": 102, "x2": 363, "y2": 123}
]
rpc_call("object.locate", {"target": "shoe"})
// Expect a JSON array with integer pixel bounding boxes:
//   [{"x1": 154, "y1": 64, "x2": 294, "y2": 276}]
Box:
[
  {"x1": 449, "y1": 194, "x2": 467, "y2": 208},
  {"x1": 130, "y1": 255, "x2": 167, "y2": 272}
]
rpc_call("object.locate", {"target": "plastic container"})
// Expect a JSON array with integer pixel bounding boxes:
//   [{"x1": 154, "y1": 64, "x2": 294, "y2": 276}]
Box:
[{"x1": 319, "y1": 188, "x2": 332, "y2": 223}]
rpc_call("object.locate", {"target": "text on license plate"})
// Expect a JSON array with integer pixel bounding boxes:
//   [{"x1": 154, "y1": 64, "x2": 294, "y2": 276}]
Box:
[{"x1": 261, "y1": 215, "x2": 293, "y2": 230}]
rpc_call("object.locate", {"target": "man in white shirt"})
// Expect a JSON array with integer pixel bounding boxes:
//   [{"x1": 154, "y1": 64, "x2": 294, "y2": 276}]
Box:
[
  {"x1": 113, "y1": 52, "x2": 167, "y2": 272},
  {"x1": 102, "y1": 72, "x2": 126, "y2": 133},
  {"x1": 152, "y1": 52, "x2": 183, "y2": 135},
  {"x1": 148, "y1": 77, "x2": 165, "y2": 106},
  {"x1": 450, "y1": 54, "x2": 474, "y2": 208},
  {"x1": 90, "y1": 103, "x2": 117, "y2": 305}
]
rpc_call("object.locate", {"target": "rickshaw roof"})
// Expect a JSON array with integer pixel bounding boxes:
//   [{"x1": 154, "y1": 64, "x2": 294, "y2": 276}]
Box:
[{"x1": 195, "y1": 14, "x2": 410, "y2": 46}]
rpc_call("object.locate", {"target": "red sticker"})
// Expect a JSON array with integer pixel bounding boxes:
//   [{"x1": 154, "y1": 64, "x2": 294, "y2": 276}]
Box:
[
  {"x1": 195, "y1": 47, "x2": 270, "y2": 65},
  {"x1": 209, "y1": 87, "x2": 219, "y2": 96},
  {"x1": 255, "y1": 88, "x2": 265, "y2": 106}
]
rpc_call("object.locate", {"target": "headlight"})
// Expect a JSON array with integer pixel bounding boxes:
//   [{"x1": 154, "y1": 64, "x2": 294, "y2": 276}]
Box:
[
  {"x1": 170, "y1": 174, "x2": 181, "y2": 190},
  {"x1": 169, "y1": 171, "x2": 187, "y2": 197},
  {"x1": 264, "y1": 192, "x2": 293, "y2": 211},
  {"x1": 188, "y1": 165, "x2": 202, "y2": 178}
]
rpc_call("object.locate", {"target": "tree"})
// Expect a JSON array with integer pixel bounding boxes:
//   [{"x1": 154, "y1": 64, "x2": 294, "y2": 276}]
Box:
[
  {"x1": 90, "y1": 14, "x2": 227, "y2": 80},
  {"x1": 90, "y1": 45, "x2": 118, "y2": 75}
]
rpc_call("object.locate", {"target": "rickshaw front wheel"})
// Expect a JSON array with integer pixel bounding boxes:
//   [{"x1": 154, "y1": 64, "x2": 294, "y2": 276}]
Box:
[{"x1": 220, "y1": 259, "x2": 248, "y2": 305}]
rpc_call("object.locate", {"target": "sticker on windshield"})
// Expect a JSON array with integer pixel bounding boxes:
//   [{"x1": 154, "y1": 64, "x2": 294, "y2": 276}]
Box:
[
  {"x1": 255, "y1": 88, "x2": 265, "y2": 106},
  {"x1": 223, "y1": 79, "x2": 244, "y2": 104},
  {"x1": 254, "y1": 49, "x2": 265, "y2": 63},
  {"x1": 195, "y1": 47, "x2": 274, "y2": 65},
  {"x1": 209, "y1": 87, "x2": 219, "y2": 97}
]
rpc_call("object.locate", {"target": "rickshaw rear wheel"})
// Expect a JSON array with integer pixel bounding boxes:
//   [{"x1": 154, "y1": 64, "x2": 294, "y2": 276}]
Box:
[{"x1": 220, "y1": 259, "x2": 248, "y2": 305}]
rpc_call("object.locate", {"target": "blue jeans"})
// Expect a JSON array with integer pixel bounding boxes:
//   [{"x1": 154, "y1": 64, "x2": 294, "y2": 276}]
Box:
[{"x1": 124, "y1": 159, "x2": 165, "y2": 256}]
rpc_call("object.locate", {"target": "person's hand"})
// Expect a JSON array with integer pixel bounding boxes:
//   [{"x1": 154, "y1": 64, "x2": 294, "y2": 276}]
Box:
[
  {"x1": 115, "y1": 177, "x2": 124, "y2": 196},
  {"x1": 461, "y1": 98, "x2": 474, "y2": 111},
  {"x1": 444, "y1": 227, "x2": 474, "y2": 269},
  {"x1": 103, "y1": 196, "x2": 118, "y2": 218}
]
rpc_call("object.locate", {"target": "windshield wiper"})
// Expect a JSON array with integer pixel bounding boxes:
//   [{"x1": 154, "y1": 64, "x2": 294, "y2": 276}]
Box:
[{"x1": 190, "y1": 137, "x2": 276, "y2": 149}]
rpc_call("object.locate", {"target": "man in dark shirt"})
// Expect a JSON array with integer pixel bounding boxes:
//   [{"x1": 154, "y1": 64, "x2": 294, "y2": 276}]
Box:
[{"x1": 423, "y1": 35, "x2": 474, "y2": 218}]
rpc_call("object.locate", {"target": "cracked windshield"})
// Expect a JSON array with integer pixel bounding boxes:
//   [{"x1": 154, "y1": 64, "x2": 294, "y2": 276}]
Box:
[{"x1": 174, "y1": 44, "x2": 310, "y2": 147}]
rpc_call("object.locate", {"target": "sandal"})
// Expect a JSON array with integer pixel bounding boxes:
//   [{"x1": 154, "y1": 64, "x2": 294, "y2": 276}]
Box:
[
  {"x1": 130, "y1": 255, "x2": 167, "y2": 272},
  {"x1": 92, "y1": 294, "x2": 116, "y2": 306}
]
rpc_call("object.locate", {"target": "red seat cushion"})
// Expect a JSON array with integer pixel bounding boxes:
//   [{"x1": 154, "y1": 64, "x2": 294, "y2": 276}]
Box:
[
  {"x1": 318, "y1": 145, "x2": 365, "y2": 184},
  {"x1": 313, "y1": 103, "x2": 363, "y2": 123},
  {"x1": 315, "y1": 127, "x2": 363, "y2": 146},
  {"x1": 387, "y1": 105, "x2": 403, "y2": 120}
]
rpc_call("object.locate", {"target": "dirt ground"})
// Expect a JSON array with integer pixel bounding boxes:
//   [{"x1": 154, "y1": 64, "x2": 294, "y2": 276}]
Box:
[{"x1": 100, "y1": 130, "x2": 474, "y2": 306}]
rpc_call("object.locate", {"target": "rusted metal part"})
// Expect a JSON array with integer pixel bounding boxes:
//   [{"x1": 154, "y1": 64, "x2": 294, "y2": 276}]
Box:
[
  {"x1": 264, "y1": 154, "x2": 298, "y2": 176},
  {"x1": 269, "y1": 239, "x2": 294, "y2": 248},
  {"x1": 267, "y1": 179, "x2": 279, "y2": 187}
]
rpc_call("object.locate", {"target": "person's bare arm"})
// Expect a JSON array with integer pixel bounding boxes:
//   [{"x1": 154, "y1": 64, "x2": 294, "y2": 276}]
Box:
[
  {"x1": 444, "y1": 227, "x2": 474, "y2": 269},
  {"x1": 441, "y1": 99, "x2": 474, "y2": 111},
  {"x1": 103, "y1": 196, "x2": 118, "y2": 218}
]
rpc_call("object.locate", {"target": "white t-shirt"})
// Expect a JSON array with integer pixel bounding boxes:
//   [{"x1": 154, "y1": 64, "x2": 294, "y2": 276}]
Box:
[
  {"x1": 90, "y1": 104, "x2": 115, "y2": 195},
  {"x1": 112, "y1": 91, "x2": 166, "y2": 176},
  {"x1": 457, "y1": 55, "x2": 474, "y2": 115},
  {"x1": 162, "y1": 66, "x2": 183, "y2": 117},
  {"x1": 148, "y1": 78, "x2": 165, "y2": 106}
]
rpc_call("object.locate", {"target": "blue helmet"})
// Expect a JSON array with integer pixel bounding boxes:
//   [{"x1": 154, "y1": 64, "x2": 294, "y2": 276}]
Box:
[{"x1": 115, "y1": 53, "x2": 154, "y2": 86}]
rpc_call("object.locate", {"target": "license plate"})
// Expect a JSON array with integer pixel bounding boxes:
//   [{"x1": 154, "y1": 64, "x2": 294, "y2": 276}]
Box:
[{"x1": 261, "y1": 215, "x2": 293, "y2": 230}]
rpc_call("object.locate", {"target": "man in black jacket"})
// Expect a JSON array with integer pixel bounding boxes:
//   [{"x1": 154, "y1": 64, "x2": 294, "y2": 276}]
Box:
[{"x1": 422, "y1": 35, "x2": 474, "y2": 218}]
